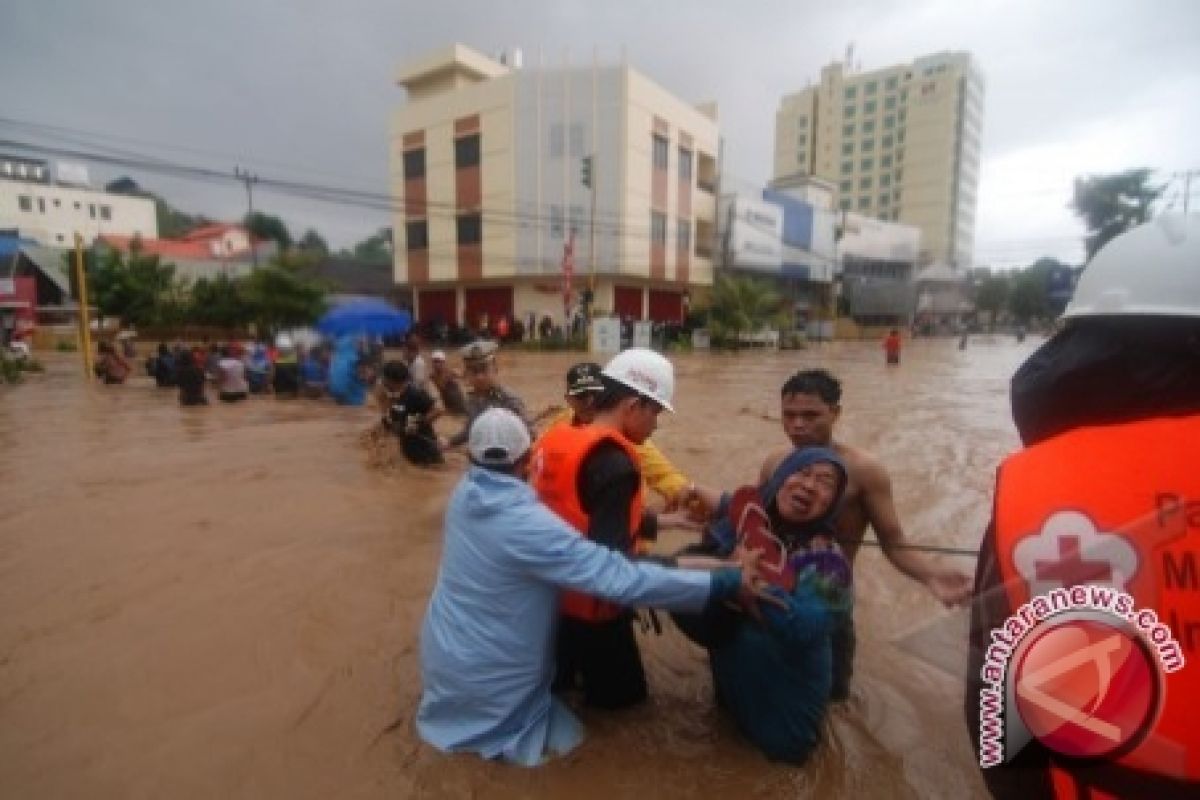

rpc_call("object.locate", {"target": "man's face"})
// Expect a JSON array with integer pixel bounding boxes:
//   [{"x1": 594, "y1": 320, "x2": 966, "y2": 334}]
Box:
[
  {"x1": 466, "y1": 359, "x2": 496, "y2": 392},
  {"x1": 774, "y1": 462, "x2": 840, "y2": 524},
  {"x1": 622, "y1": 396, "x2": 662, "y2": 444},
  {"x1": 780, "y1": 392, "x2": 839, "y2": 448},
  {"x1": 566, "y1": 392, "x2": 599, "y2": 423}
]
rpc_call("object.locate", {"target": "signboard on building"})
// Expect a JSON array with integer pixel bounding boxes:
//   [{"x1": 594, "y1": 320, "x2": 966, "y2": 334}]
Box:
[
  {"x1": 632, "y1": 321, "x2": 653, "y2": 349},
  {"x1": 589, "y1": 317, "x2": 621, "y2": 354},
  {"x1": 728, "y1": 196, "x2": 784, "y2": 272},
  {"x1": 0, "y1": 278, "x2": 14, "y2": 295}
]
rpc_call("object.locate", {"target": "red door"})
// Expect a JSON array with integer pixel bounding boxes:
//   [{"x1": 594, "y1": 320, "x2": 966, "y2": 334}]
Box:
[
  {"x1": 648, "y1": 289, "x2": 683, "y2": 323},
  {"x1": 613, "y1": 285, "x2": 643, "y2": 320},
  {"x1": 464, "y1": 286, "x2": 514, "y2": 332},
  {"x1": 418, "y1": 289, "x2": 457, "y2": 326}
]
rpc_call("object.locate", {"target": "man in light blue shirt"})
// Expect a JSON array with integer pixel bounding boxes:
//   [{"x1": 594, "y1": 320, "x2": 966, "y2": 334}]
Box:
[{"x1": 417, "y1": 408, "x2": 756, "y2": 766}]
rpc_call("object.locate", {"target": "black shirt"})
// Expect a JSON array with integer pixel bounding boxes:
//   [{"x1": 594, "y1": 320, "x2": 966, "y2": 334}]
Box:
[
  {"x1": 384, "y1": 384, "x2": 435, "y2": 434},
  {"x1": 578, "y1": 440, "x2": 657, "y2": 552}
]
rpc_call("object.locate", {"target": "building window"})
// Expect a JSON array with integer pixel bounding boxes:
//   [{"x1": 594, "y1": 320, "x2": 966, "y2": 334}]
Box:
[
  {"x1": 884, "y1": 115, "x2": 895, "y2": 129},
  {"x1": 897, "y1": 129, "x2": 906, "y2": 144},
  {"x1": 679, "y1": 148, "x2": 693, "y2": 181},
  {"x1": 880, "y1": 174, "x2": 892, "y2": 187},
  {"x1": 89, "y1": 203, "x2": 96, "y2": 219},
  {"x1": 896, "y1": 168, "x2": 904, "y2": 182},
  {"x1": 568, "y1": 124, "x2": 584, "y2": 158},
  {"x1": 456, "y1": 213, "x2": 482, "y2": 245},
  {"x1": 844, "y1": 86, "x2": 857, "y2": 100},
  {"x1": 37, "y1": 198, "x2": 45, "y2": 213},
  {"x1": 842, "y1": 123, "x2": 854, "y2": 137},
  {"x1": 882, "y1": 134, "x2": 894, "y2": 149},
  {"x1": 677, "y1": 220, "x2": 691, "y2": 252},
  {"x1": 18, "y1": 195, "x2": 32, "y2": 212},
  {"x1": 405, "y1": 220, "x2": 428, "y2": 251},
  {"x1": 881, "y1": 154, "x2": 893, "y2": 168},
  {"x1": 840, "y1": 198, "x2": 852, "y2": 211},
  {"x1": 100, "y1": 205, "x2": 112, "y2": 221},
  {"x1": 885, "y1": 95, "x2": 897, "y2": 110},
  {"x1": 843, "y1": 105, "x2": 856, "y2": 118},
  {"x1": 455, "y1": 134, "x2": 481, "y2": 169},
  {"x1": 841, "y1": 142, "x2": 854, "y2": 156},
  {"x1": 797, "y1": 116, "x2": 808, "y2": 129},
  {"x1": 864, "y1": 100, "x2": 877, "y2": 114},
  {"x1": 569, "y1": 205, "x2": 584, "y2": 235},
  {"x1": 858, "y1": 197, "x2": 871, "y2": 209},
  {"x1": 862, "y1": 119, "x2": 875, "y2": 133},
  {"x1": 861, "y1": 138, "x2": 875, "y2": 152},
  {"x1": 865, "y1": 81, "x2": 877, "y2": 95},
  {"x1": 859, "y1": 177, "x2": 872, "y2": 190},
  {"x1": 549, "y1": 205, "x2": 564, "y2": 238},
  {"x1": 841, "y1": 161, "x2": 853, "y2": 175},
  {"x1": 53, "y1": 198, "x2": 61, "y2": 207},
  {"x1": 403, "y1": 149, "x2": 425, "y2": 179},
  {"x1": 880, "y1": 193, "x2": 890, "y2": 206},
  {"x1": 650, "y1": 211, "x2": 667, "y2": 246},
  {"x1": 840, "y1": 179, "x2": 852, "y2": 193},
  {"x1": 896, "y1": 147, "x2": 904, "y2": 162},
  {"x1": 886, "y1": 76, "x2": 899, "y2": 91},
  {"x1": 894, "y1": 188, "x2": 903, "y2": 201},
  {"x1": 899, "y1": 109, "x2": 907, "y2": 122},
  {"x1": 74, "y1": 201, "x2": 81, "y2": 210},
  {"x1": 652, "y1": 135, "x2": 669, "y2": 170},
  {"x1": 860, "y1": 158, "x2": 873, "y2": 171}
]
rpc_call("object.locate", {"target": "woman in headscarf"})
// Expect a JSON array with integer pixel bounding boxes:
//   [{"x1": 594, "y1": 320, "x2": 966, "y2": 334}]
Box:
[{"x1": 674, "y1": 447, "x2": 852, "y2": 765}]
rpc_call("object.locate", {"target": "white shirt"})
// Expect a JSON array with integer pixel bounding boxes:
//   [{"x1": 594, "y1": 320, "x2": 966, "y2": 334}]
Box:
[{"x1": 217, "y1": 358, "x2": 249, "y2": 394}]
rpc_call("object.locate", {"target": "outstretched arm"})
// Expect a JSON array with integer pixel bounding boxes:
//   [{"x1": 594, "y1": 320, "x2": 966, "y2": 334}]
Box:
[{"x1": 861, "y1": 458, "x2": 974, "y2": 607}]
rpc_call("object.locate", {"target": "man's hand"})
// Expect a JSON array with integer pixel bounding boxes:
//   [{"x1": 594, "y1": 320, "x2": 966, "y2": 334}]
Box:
[
  {"x1": 732, "y1": 546, "x2": 788, "y2": 620},
  {"x1": 925, "y1": 569, "x2": 974, "y2": 607},
  {"x1": 656, "y1": 510, "x2": 704, "y2": 533}
]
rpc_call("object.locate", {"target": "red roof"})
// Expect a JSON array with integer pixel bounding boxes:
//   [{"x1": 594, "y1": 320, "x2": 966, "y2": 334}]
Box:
[
  {"x1": 179, "y1": 223, "x2": 246, "y2": 241},
  {"x1": 99, "y1": 224, "x2": 261, "y2": 261}
]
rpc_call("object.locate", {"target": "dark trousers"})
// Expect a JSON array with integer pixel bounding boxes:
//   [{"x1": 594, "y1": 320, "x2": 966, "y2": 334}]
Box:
[{"x1": 554, "y1": 614, "x2": 647, "y2": 709}]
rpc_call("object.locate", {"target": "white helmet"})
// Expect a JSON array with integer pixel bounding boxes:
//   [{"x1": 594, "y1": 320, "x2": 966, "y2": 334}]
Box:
[
  {"x1": 275, "y1": 333, "x2": 295, "y2": 350},
  {"x1": 1063, "y1": 214, "x2": 1199, "y2": 320},
  {"x1": 601, "y1": 347, "x2": 676, "y2": 412}
]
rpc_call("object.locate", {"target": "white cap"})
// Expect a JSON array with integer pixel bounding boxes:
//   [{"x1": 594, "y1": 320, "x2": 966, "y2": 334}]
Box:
[
  {"x1": 275, "y1": 333, "x2": 295, "y2": 350},
  {"x1": 601, "y1": 347, "x2": 676, "y2": 412},
  {"x1": 1064, "y1": 214, "x2": 1200, "y2": 319},
  {"x1": 431, "y1": 349, "x2": 447, "y2": 361},
  {"x1": 468, "y1": 408, "x2": 531, "y2": 466}
]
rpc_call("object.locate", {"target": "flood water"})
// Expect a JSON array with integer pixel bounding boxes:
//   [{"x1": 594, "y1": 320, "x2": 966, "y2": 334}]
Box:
[{"x1": 0, "y1": 336, "x2": 1040, "y2": 798}]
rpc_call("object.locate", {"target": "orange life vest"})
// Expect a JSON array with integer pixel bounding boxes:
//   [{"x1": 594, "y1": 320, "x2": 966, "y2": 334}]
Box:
[
  {"x1": 530, "y1": 421, "x2": 645, "y2": 621},
  {"x1": 993, "y1": 414, "x2": 1200, "y2": 796}
]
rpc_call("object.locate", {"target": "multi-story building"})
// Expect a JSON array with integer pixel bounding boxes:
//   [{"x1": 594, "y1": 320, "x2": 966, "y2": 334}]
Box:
[
  {"x1": 0, "y1": 155, "x2": 158, "y2": 247},
  {"x1": 391, "y1": 44, "x2": 719, "y2": 330},
  {"x1": 774, "y1": 51, "x2": 983, "y2": 268}
]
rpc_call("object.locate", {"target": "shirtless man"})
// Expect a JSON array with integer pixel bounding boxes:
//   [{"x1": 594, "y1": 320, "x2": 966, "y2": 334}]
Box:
[{"x1": 758, "y1": 369, "x2": 973, "y2": 603}]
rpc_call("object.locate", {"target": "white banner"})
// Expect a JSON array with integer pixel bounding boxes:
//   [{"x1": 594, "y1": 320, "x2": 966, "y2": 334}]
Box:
[{"x1": 589, "y1": 317, "x2": 621, "y2": 354}]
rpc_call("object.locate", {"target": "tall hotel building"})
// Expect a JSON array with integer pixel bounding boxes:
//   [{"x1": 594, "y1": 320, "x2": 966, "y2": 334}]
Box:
[{"x1": 774, "y1": 51, "x2": 984, "y2": 267}]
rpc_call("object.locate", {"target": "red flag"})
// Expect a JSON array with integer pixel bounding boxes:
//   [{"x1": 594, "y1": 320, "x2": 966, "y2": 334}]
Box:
[{"x1": 562, "y1": 231, "x2": 575, "y2": 321}]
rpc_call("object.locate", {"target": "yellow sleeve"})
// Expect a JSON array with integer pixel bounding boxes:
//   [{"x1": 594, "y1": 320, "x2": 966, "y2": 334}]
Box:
[{"x1": 636, "y1": 439, "x2": 691, "y2": 501}]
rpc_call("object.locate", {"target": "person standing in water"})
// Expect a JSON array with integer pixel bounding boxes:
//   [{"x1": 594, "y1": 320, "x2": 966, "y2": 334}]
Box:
[
  {"x1": 375, "y1": 360, "x2": 443, "y2": 467},
  {"x1": 755, "y1": 369, "x2": 973, "y2": 699},
  {"x1": 883, "y1": 328, "x2": 903, "y2": 365},
  {"x1": 428, "y1": 350, "x2": 467, "y2": 416},
  {"x1": 445, "y1": 340, "x2": 532, "y2": 449}
]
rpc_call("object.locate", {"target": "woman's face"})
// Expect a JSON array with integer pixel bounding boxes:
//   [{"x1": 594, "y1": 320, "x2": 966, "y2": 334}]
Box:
[{"x1": 774, "y1": 462, "x2": 840, "y2": 524}]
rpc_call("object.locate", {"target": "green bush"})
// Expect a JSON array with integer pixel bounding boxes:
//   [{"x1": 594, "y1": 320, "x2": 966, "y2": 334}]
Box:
[
  {"x1": 56, "y1": 339, "x2": 78, "y2": 352},
  {"x1": 1, "y1": 354, "x2": 21, "y2": 385}
]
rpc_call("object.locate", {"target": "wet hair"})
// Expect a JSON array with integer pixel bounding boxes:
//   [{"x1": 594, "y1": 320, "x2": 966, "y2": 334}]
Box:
[
  {"x1": 781, "y1": 368, "x2": 841, "y2": 406},
  {"x1": 591, "y1": 375, "x2": 655, "y2": 412},
  {"x1": 382, "y1": 360, "x2": 410, "y2": 384}
]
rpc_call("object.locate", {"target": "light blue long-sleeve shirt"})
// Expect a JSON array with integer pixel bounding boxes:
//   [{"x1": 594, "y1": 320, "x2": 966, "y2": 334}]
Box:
[{"x1": 417, "y1": 466, "x2": 714, "y2": 766}]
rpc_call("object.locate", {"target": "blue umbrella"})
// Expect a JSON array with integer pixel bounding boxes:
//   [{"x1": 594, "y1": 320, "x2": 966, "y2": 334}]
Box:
[{"x1": 316, "y1": 298, "x2": 412, "y2": 337}]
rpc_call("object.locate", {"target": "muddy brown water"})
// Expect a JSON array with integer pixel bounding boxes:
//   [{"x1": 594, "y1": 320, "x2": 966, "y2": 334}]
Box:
[{"x1": 0, "y1": 338, "x2": 1038, "y2": 798}]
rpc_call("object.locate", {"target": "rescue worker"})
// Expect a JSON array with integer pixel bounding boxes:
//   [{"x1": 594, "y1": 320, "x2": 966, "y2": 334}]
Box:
[
  {"x1": 966, "y1": 214, "x2": 1200, "y2": 798},
  {"x1": 445, "y1": 340, "x2": 533, "y2": 449},
  {"x1": 530, "y1": 348, "x2": 681, "y2": 709},
  {"x1": 540, "y1": 362, "x2": 715, "y2": 511}
]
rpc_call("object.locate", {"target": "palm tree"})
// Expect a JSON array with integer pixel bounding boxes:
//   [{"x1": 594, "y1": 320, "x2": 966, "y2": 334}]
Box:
[{"x1": 706, "y1": 274, "x2": 788, "y2": 348}]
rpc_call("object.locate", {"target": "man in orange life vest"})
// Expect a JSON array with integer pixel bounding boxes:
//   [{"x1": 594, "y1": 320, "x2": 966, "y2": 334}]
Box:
[
  {"x1": 966, "y1": 214, "x2": 1200, "y2": 798},
  {"x1": 531, "y1": 348, "x2": 684, "y2": 709}
]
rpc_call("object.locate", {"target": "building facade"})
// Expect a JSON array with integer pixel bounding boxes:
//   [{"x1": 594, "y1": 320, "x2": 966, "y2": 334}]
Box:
[
  {"x1": 774, "y1": 51, "x2": 983, "y2": 268},
  {"x1": 0, "y1": 155, "x2": 158, "y2": 248},
  {"x1": 391, "y1": 44, "x2": 719, "y2": 330}
]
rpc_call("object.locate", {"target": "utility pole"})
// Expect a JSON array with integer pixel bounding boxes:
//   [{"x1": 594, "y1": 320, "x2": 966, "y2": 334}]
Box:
[
  {"x1": 72, "y1": 233, "x2": 94, "y2": 379},
  {"x1": 583, "y1": 154, "x2": 597, "y2": 320},
  {"x1": 234, "y1": 166, "x2": 259, "y2": 266}
]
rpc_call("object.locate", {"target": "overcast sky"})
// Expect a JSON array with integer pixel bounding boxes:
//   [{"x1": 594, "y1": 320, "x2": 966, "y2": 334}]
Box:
[{"x1": 3, "y1": 0, "x2": 1197, "y2": 267}]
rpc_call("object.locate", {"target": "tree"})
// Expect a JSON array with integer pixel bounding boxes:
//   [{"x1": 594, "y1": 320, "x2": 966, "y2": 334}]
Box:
[
  {"x1": 244, "y1": 211, "x2": 293, "y2": 252},
  {"x1": 705, "y1": 274, "x2": 788, "y2": 348},
  {"x1": 344, "y1": 227, "x2": 393, "y2": 265},
  {"x1": 1070, "y1": 169, "x2": 1163, "y2": 260},
  {"x1": 239, "y1": 262, "x2": 326, "y2": 333},
  {"x1": 298, "y1": 227, "x2": 329, "y2": 255},
  {"x1": 85, "y1": 242, "x2": 183, "y2": 326},
  {"x1": 973, "y1": 272, "x2": 1009, "y2": 328},
  {"x1": 188, "y1": 273, "x2": 250, "y2": 328},
  {"x1": 1007, "y1": 258, "x2": 1064, "y2": 323}
]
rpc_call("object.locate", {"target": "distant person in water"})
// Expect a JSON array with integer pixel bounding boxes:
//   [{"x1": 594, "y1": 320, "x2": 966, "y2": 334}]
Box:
[
  {"x1": 175, "y1": 350, "x2": 208, "y2": 406},
  {"x1": 95, "y1": 341, "x2": 130, "y2": 384},
  {"x1": 883, "y1": 328, "x2": 902, "y2": 365},
  {"x1": 272, "y1": 335, "x2": 300, "y2": 397},
  {"x1": 429, "y1": 350, "x2": 467, "y2": 416},
  {"x1": 376, "y1": 360, "x2": 444, "y2": 467},
  {"x1": 217, "y1": 345, "x2": 249, "y2": 403}
]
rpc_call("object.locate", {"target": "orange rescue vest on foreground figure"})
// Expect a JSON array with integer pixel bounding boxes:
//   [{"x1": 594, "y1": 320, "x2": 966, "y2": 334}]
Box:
[
  {"x1": 530, "y1": 422, "x2": 646, "y2": 622},
  {"x1": 993, "y1": 414, "x2": 1200, "y2": 796}
]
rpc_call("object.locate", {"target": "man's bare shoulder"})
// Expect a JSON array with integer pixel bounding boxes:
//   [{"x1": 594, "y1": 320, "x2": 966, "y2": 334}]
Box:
[
  {"x1": 831, "y1": 440, "x2": 890, "y2": 484},
  {"x1": 758, "y1": 445, "x2": 792, "y2": 484}
]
